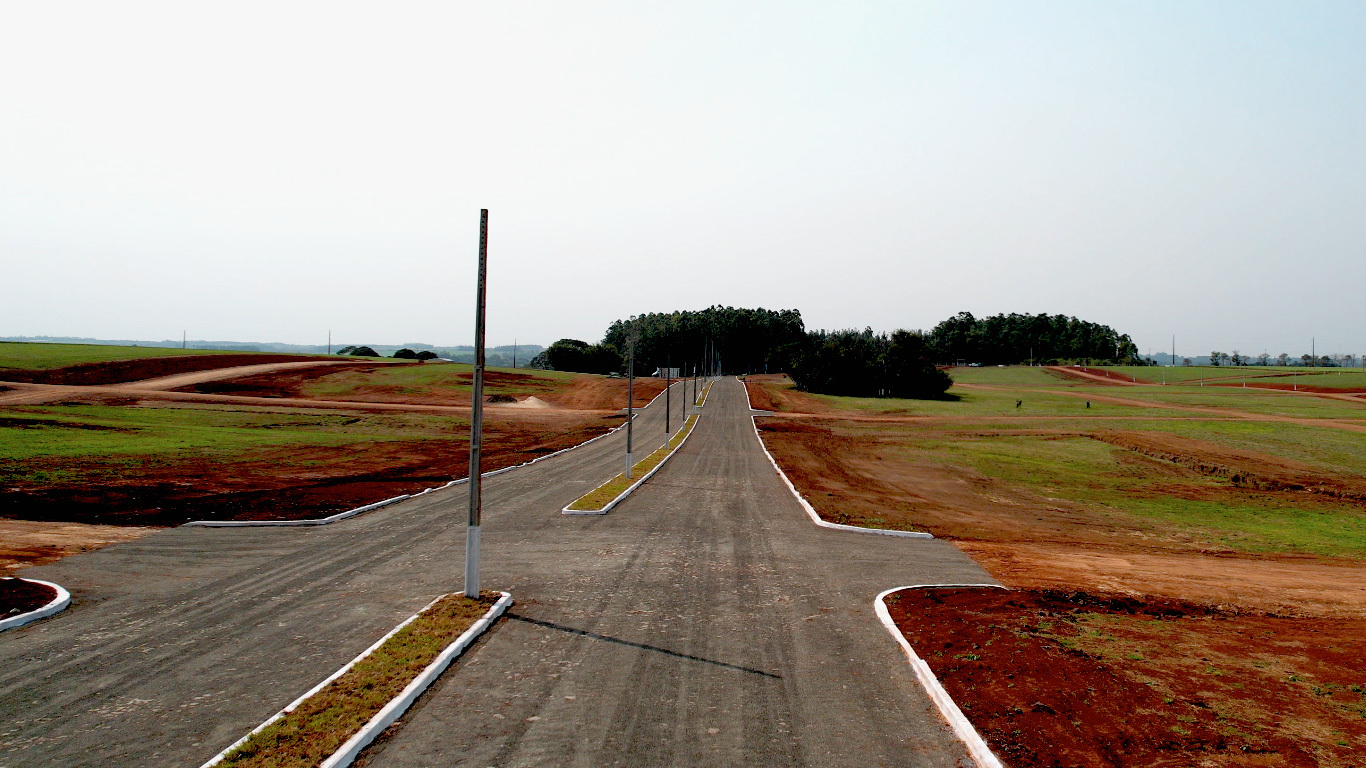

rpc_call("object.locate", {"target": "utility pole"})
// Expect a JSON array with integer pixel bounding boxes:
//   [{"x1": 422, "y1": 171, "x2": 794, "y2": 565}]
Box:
[
  {"x1": 465, "y1": 209, "x2": 489, "y2": 600},
  {"x1": 625, "y1": 336, "x2": 634, "y2": 478},
  {"x1": 328, "y1": 330, "x2": 331, "y2": 355},
  {"x1": 182, "y1": 330, "x2": 186, "y2": 349},
  {"x1": 512, "y1": 339, "x2": 517, "y2": 369},
  {"x1": 665, "y1": 354, "x2": 671, "y2": 433},
  {"x1": 681, "y1": 360, "x2": 688, "y2": 424}
]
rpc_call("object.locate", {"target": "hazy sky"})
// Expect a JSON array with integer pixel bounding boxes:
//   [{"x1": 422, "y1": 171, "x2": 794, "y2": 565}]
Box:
[{"x1": 4, "y1": 2, "x2": 1364, "y2": 357}]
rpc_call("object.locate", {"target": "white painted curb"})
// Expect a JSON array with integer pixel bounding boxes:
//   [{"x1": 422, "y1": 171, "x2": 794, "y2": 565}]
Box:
[
  {"x1": 562, "y1": 413, "x2": 702, "y2": 516},
  {"x1": 184, "y1": 379, "x2": 690, "y2": 528},
  {"x1": 875, "y1": 584, "x2": 1007, "y2": 768},
  {"x1": 200, "y1": 591, "x2": 513, "y2": 768},
  {"x1": 321, "y1": 591, "x2": 513, "y2": 767},
  {"x1": 742, "y1": 378, "x2": 933, "y2": 539},
  {"x1": 0, "y1": 578, "x2": 71, "y2": 632}
]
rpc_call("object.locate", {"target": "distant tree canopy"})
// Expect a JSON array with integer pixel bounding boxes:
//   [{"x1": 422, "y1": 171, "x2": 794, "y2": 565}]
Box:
[
  {"x1": 337, "y1": 345, "x2": 379, "y2": 357},
  {"x1": 529, "y1": 339, "x2": 622, "y2": 374},
  {"x1": 601, "y1": 306, "x2": 806, "y2": 376},
  {"x1": 789, "y1": 328, "x2": 952, "y2": 399},
  {"x1": 415, "y1": 350, "x2": 438, "y2": 361},
  {"x1": 926, "y1": 312, "x2": 1139, "y2": 365},
  {"x1": 392, "y1": 348, "x2": 418, "y2": 359}
]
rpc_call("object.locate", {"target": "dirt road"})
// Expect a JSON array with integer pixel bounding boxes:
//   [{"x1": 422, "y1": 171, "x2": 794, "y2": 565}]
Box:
[{"x1": 1, "y1": 379, "x2": 992, "y2": 767}]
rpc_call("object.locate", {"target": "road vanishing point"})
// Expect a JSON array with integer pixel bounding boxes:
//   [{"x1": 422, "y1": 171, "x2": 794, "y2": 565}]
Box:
[{"x1": 2, "y1": 377, "x2": 996, "y2": 767}]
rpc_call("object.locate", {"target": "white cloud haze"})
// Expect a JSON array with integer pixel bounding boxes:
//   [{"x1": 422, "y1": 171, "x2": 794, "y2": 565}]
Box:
[{"x1": 3, "y1": 1, "x2": 1364, "y2": 358}]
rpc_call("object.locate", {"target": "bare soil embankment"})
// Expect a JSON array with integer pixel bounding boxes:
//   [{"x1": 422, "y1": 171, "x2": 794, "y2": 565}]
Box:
[{"x1": 0, "y1": 353, "x2": 339, "y2": 386}]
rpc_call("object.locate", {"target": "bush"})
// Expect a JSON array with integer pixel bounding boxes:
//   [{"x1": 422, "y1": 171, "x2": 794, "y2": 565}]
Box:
[
  {"x1": 416, "y1": 350, "x2": 438, "y2": 361},
  {"x1": 392, "y1": 348, "x2": 418, "y2": 359},
  {"x1": 532, "y1": 339, "x2": 622, "y2": 374},
  {"x1": 790, "y1": 328, "x2": 951, "y2": 399}
]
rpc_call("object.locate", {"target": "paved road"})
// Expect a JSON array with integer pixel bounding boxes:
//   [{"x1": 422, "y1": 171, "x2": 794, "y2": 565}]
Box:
[{"x1": 1, "y1": 378, "x2": 995, "y2": 767}]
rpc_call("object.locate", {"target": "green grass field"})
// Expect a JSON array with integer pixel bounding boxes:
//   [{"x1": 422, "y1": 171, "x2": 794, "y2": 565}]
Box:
[
  {"x1": 298, "y1": 363, "x2": 580, "y2": 400},
  {"x1": 0, "y1": 403, "x2": 463, "y2": 486},
  {"x1": 0, "y1": 341, "x2": 235, "y2": 371},
  {"x1": 760, "y1": 366, "x2": 1366, "y2": 559}
]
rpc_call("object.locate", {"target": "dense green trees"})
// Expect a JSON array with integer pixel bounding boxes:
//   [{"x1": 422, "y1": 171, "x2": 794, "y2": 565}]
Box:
[
  {"x1": 601, "y1": 306, "x2": 806, "y2": 376},
  {"x1": 925, "y1": 312, "x2": 1139, "y2": 365},
  {"x1": 529, "y1": 339, "x2": 622, "y2": 374},
  {"x1": 789, "y1": 328, "x2": 951, "y2": 398}
]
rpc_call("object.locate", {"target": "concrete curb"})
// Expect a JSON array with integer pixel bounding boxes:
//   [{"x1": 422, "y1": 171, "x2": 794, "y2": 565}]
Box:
[
  {"x1": 875, "y1": 584, "x2": 1007, "y2": 768},
  {"x1": 183, "y1": 380, "x2": 690, "y2": 528},
  {"x1": 0, "y1": 578, "x2": 72, "y2": 632},
  {"x1": 199, "y1": 591, "x2": 513, "y2": 768},
  {"x1": 562, "y1": 413, "x2": 702, "y2": 515},
  {"x1": 321, "y1": 591, "x2": 513, "y2": 767},
  {"x1": 742, "y1": 379, "x2": 933, "y2": 539}
]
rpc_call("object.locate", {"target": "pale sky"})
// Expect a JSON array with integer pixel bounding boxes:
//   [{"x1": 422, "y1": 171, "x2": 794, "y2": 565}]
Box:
[{"x1": 3, "y1": 1, "x2": 1364, "y2": 358}]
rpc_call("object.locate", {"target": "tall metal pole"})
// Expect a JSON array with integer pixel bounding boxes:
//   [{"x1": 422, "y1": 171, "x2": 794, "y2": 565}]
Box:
[
  {"x1": 625, "y1": 340, "x2": 634, "y2": 478},
  {"x1": 465, "y1": 209, "x2": 488, "y2": 600},
  {"x1": 681, "y1": 360, "x2": 688, "y2": 423},
  {"x1": 665, "y1": 354, "x2": 671, "y2": 433}
]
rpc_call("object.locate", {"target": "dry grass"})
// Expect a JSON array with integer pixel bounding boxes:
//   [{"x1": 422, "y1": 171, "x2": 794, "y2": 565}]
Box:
[
  {"x1": 567, "y1": 415, "x2": 698, "y2": 511},
  {"x1": 220, "y1": 592, "x2": 499, "y2": 768},
  {"x1": 696, "y1": 381, "x2": 713, "y2": 406}
]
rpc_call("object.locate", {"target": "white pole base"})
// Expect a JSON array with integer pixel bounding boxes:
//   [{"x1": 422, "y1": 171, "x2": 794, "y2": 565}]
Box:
[{"x1": 464, "y1": 525, "x2": 480, "y2": 598}]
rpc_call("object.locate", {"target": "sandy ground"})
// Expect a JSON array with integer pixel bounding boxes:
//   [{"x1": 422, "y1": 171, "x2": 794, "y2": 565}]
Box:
[{"x1": 0, "y1": 518, "x2": 155, "y2": 573}]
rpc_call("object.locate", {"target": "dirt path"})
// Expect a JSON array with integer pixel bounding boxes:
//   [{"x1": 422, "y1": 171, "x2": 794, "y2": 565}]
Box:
[{"x1": 0, "y1": 519, "x2": 156, "y2": 573}]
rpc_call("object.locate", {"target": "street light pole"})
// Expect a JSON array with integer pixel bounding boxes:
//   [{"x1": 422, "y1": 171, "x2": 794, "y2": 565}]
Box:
[
  {"x1": 625, "y1": 337, "x2": 634, "y2": 479},
  {"x1": 665, "y1": 354, "x2": 671, "y2": 434},
  {"x1": 465, "y1": 209, "x2": 488, "y2": 600}
]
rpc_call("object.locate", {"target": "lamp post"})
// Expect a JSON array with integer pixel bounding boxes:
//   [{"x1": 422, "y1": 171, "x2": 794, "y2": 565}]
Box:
[
  {"x1": 465, "y1": 209, "x2": 488, "y2": 599},
  {"x1": 625, "y1": 335, "x2": 634, "y2": 479}
]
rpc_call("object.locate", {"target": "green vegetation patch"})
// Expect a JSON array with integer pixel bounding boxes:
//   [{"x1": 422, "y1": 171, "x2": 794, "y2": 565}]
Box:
[
  {"x1": 891, "y1": 432, "x2": 1366, "y2": 557},
  {"x1": 221, "y1": 592, "x2": 498, "y2": 768},
  {"x1": 0, "y1": 341, "x2": 232, "y2": 371},
  {"x1": 568, "y1": 415, "x2": 698, "y2": 511},
  {"x1": 0, "y1": 404, "x2": 465, "y2": 485},
  {"x1": 299, "y1": 363, "x2": 578, "y2": 400}
]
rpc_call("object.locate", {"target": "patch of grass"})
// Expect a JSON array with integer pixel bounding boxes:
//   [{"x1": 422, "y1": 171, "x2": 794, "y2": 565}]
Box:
[
  {"x1": 567, "y1": 415, "x2": 698, "y2": 511},
  {"x1": 941, "y1": 366, "x2": 1086, "y2": 388},
  {"x1": 0, "y1": 341, "x2": 234, "y2": 371},
  {"x1": 0, "y1": 403, "x2": 465, "y2": 477},
  {"x1": 899, "y1": 432, "x2": 1366, "y2": 557},
  {"x1": 696, "y1": 381, "x2": 714, "y2": 406},
  {"x1": 220, "y1": 592, "x2": 498, "y2": 768},
  {"x1": 299, "y1": 363, "x2": 578, "y2": 400}
]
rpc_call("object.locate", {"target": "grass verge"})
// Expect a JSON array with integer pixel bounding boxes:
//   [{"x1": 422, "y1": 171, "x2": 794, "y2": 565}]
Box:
[
  {"x1": 567, "y1": 414, "x2": 698, "y2": 512},
  {"x1": 695, "y1": 380, "x2": 713, "y2": 406},
  {"x1": 219, "y1": 592, "x2": 500, "y2": 768}
]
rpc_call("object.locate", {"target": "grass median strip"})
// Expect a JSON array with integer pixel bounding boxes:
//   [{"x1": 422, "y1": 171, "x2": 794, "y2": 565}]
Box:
[
  {"x1": 218, "y1": 591, "x2": 500, "y2": 768},
  {"x1": 567, "y1": 414, "x2": 698, "y2": 512},
  {"x1": 696, "y1": 380, "x2": 713, "y2": 406}
]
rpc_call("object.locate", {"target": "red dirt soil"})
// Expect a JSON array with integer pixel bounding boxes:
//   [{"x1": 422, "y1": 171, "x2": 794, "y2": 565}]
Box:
[
  {"x1": 0, "y1": 353, "x2": 338, "y2": 386},
  {"x1": 887, "y1": 588, "x2": 1366, "y2": 767},
  {"x1": 1, "y1": 577, "x2": 57, "y2": 617},
  {"x1": 0, "y1": 412, "x2": 617, "y2": 529},
  {"x1": 1044, "y1": 366, "x2": 1137, "y2": 385},
  {"x1": 179, "y1": 366, "x2": 668, "y2": 411}
]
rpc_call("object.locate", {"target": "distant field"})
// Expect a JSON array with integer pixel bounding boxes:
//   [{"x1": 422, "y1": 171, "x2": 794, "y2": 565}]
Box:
[
  {"x1": 0, "y1": 397, "x2": 614, "y2": 528},
  {"x1": 0, "y1": 341, "x2": 233, "y2": 371},
  {"x1": 298, "y1": 363, "x2": 578, "y2": 401},
  {"x1": 941, "y1": 365, "x2": 1082, "y2": 388},
  {"x1": 1116, "y1": 364, "x2": 1366, "y2": 388}
]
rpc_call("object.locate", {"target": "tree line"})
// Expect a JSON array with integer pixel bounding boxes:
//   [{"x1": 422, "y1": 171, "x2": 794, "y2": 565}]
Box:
[
  {"x1": 531, "y1": 306, "x2": 1139, "y2": 400},
  {"x1": 926, "y1": 311, "x2": 1140, "y2": 365}
]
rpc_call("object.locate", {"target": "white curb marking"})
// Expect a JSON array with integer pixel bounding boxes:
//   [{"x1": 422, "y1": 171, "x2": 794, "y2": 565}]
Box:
[
  {"x1": 0, "y1": 578, "x2": 71, "y2": 632},
  {"x1": 876, "y1": 585, "x2": 1007, "y2": 768},
  {"x1": 200, "y1": 591, "x2": 513, "y2": 768},
  {"x1": 742, "y1": 378, "x2": 933, "y2": 539}
]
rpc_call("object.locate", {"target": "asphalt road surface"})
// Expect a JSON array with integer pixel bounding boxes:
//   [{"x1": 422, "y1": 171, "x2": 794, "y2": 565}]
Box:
[{"x1": 1, "y1": 378, "x2": 995, "y2": 767}]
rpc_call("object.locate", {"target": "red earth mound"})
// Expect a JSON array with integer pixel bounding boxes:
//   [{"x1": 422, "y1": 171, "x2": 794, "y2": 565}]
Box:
[
  {"x1": 1, "y1": 577, "x2": 57, "y2": 617},
  {"x1": 1, "y1": 353, "x2": 336, "y2": 386},
  {"x1": 0, "y1": 414, "x2": 617, "y2": 526},
  {"x1": 886, "y1": 588, "x2": 1366, "y2": 767}
]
